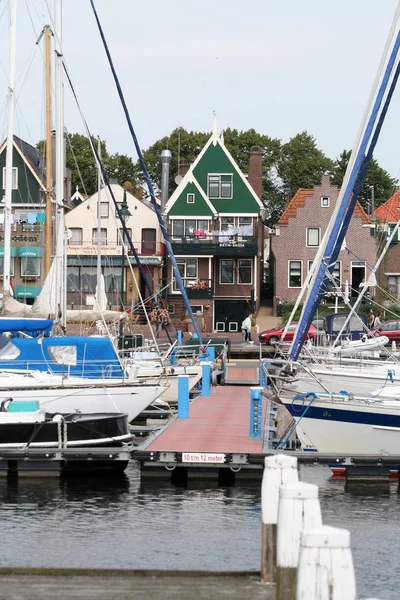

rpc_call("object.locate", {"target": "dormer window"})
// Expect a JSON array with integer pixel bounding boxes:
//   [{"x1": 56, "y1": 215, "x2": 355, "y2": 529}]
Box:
[
  {"x1": 187, "y1": 193, "x2": 195, "y2": 204},
  {"x1": 321, "y1": 196, "x2": 330, "y2": 207},
  {"x1": 208, "y1": 174, "x2": 233, "y2": 199}
]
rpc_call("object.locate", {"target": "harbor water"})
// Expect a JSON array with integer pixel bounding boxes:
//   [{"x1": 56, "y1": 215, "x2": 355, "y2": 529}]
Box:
[{"x1": 0, "y1": 462, "x2": 397, "y2": 599}]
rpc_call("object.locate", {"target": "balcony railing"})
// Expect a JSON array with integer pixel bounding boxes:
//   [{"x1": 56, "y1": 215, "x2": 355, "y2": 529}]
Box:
[
  {"x1": 170, "y1": 278, "x2": 213, "y2": 298},
  {"x1": 170, "y1": 233, "x2": 258, "y2": 255}
]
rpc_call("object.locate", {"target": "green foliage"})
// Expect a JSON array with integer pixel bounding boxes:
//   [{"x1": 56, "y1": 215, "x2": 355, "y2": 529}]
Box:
[
  {"x1": 277, "y1": 131, "x2": 334, "y2": 199},
  {"x1": 37, "y1": 133, "x2": 138, "y2": 198},
  {"x1": 331, "y1": 151, "x2": 398, "y2": 212}
]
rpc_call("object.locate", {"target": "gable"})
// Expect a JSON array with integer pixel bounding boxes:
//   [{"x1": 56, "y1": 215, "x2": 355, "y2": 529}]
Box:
[
  {"x1": 167, "y1": 182, "x2": 214, "y2": 217},
  {"x1": 375, "y1": 190, "x2": 400, "y2": 223},
  {"x1": 193, "y1": 142, "x2": 261, "y2": 214},
  {"x1": 0, "y1": 146, "x2": 45, "y2": 205}
]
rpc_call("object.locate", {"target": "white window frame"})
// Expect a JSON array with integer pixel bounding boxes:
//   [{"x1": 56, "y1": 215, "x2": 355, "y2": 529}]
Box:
[
  {"x1": 238, "y1": 217, "x2": 252, "y2": 227},
  {"x1": 92, "y1": 228, "x2": 107, "y2": 245},
  {"x1": 173, "y1": 258, "x2": 198, "y2": 291},
  {"x1": 21, "y1": 257, "x2": 41, "y2": 278},
  {"x1": 220, "y1": 259, "x2": 234, "y2": 285},
  {"x1": 207, "y1": 174, "x2": 233, "y2": 199},
  {"x1": 187, "y1": 193, "x2": 195, "y2": 204},
  {"x1": 100, "y1": 202, "x2": 109, "y2": 218},
  {"x1": 307, "y1": 227, "x2": 320, "y2": 248},
  {"x1": 321, "y1": 196, "x2": 330, "y2": 207},
  {"x1": 0, "y1": 257, "x2": 14, "y2": 277},
  {"x1": 228, "y1": 322, "x2": 238, "y2": 332},
  {"x1": 2, "y1": 167, "x2": 18, "y2": 190},
  {"x1": 288, "y1": 260, "x2": 302, "y2": 288},
  {"x1": 237, "y1": 259, "x2": 252, "y2": 285},
  {"x1": 69, "y1": 228, "x2": 83, "y2": 245},
  {"x1": 216, "y1": 321, "x2": 225, "y2": 332}
]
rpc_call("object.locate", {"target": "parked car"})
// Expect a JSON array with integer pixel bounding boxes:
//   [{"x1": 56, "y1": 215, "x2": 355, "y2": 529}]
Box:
[
  {"x1": 258, "y1": 322, "x2": 317, "y2": 345},
  {"x1": 368, "y1": 320, "x2": 400, "y2": 344}
]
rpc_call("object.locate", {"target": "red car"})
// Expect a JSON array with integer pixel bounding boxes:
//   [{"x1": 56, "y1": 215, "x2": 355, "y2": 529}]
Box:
[
  {"x1": 258, "y1": 322, "x2": 317, "y2": 345},
  {"x1": 368, "y1": 320, "x2": 400, "y2": 344}
]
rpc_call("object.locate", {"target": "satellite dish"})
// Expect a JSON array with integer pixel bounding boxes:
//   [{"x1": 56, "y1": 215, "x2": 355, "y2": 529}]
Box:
[
  {"x1": 174, "y1": 175, "x2": 183, "y2": 185},
  {"x1": 66, "y1": 229, "x2": 73, "y2": 240}
]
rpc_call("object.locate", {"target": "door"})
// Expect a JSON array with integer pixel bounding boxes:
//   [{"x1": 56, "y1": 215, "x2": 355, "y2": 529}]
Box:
[
  {"x1": 351, "y1": 263, "x2": 366, "y2": 300},
  {"x1": 214, "y1": 300, "x2": 249, "y2": 332},
  {"x1": 142, "y1": 229, "x2": 157, "y2": 255},
  {"x1": 140, "y1": 270, "x2": 153, "y2": 302}
]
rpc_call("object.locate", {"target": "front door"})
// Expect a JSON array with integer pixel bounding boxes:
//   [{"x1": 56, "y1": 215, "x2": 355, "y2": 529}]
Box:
[
  {"x1": 351, "y1": 263, "x2": 366, "y2": 300},
  {"x1": 214, "y1": 300, "x2": 249, "y2": 333}
]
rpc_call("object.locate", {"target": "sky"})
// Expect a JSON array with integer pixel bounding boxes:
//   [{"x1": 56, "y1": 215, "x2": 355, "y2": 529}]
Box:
[{"x1": 0, "y1": 0, "x2": 400, "y2": 183}]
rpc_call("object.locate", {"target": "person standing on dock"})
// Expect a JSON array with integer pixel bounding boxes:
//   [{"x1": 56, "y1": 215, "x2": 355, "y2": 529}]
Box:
[{"x1": 241, "y1": 315, "x2": 252, "y2": 343}]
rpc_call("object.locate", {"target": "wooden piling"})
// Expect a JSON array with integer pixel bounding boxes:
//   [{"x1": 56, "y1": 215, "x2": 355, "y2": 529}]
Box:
[
  {"x1": 276, "y1": 482, "x2": 322, "y2": 600},
  {"x1": 296, "y1": 526, "x2": 357, "y2": 600},
  {"x1": 260, "y1": 454, "x2": 298, "y2": 584}
]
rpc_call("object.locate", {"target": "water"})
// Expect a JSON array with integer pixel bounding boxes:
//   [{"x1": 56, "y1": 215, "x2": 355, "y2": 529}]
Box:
[{"x1": 0, "y1": 463, "x2": 397, "y2": 599}]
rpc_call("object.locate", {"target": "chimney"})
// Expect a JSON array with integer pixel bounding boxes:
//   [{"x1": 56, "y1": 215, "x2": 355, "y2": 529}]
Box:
[
  {"x1": 160, "y1": 149, "x2": 172, "y2": 212},
  {"x1": 178, "y1": 159, "x2": 192, "y2": 178},
  {"x1": 248, "y1": 146, "x2": 263, "y2": 200}
]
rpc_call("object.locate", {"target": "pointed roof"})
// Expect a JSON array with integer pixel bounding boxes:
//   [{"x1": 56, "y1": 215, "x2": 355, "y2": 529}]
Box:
[
  {"x1": 374, "y1": 190, "x2": 400, "y2": 223},
  {"x1": 165, "y1": 128, "x2": 264, "y2": 215},
  {"x1": 0, "y1": 135, "x2": 46, "y2": 189},
  {"x1": 279, "y1": 188, "x2": 371, "y2": 225},
  {"x1": 167, "y1": 178, "x2": 215, "y2": 217}
]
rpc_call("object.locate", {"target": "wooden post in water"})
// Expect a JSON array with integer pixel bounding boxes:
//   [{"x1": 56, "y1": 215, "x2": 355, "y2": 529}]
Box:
[
  {"x1": 296, "y1": 526, "x2": 357, "y2": 600},
  {"x1": 260, "y1": 454, "x2": 298, "y2": 583},
  {"x1": 276, "y1": 482, "x2": 322, "y2": 600}
]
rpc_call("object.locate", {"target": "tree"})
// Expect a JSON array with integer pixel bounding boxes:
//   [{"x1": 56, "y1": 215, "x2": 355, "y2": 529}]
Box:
[
  {"x1": 37, "y1": 133, "x2": 138, "y2": 197},
  {"x1": 277, "y1": 131, "x2": 334, "y2": 199},
  {"x1": 331, "y1": 150, "x2": 398, "y2": 213}
]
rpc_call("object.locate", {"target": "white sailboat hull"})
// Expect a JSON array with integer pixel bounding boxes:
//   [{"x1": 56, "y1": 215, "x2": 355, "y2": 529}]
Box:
[{"x1": 0, "y1": 375, "x2": 166, "y2": 423}]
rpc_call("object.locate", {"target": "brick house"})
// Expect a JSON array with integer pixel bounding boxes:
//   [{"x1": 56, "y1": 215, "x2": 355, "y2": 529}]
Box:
[
  {"x1": 375, "y1": 189, "x2": 400, "y2": 299},
  {"x1": 163, "y1": 129, "x2": 264, "y2": 333},
  {"x1": 270, "y1": 174, "x2": 376, "y2": 313}
]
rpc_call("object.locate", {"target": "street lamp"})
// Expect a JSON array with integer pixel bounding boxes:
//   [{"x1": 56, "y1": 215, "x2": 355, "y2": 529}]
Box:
[{"x1": 119, "y1": 190, "x2": 131, "y2": 343}]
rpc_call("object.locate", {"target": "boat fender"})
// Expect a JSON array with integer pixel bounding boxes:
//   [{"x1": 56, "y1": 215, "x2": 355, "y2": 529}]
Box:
[{"x1": 52, "y1": 414, "x2": 64, "y2": 422}]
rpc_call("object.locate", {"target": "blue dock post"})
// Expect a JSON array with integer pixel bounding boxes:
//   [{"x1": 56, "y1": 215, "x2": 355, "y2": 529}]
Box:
[
  {"x1": 249, "y1": 387, "x2": 263, "y2": 439},
  {"x1": 200, "y1": 346, "x2": 215, "y2": 362},
  {"x1": 178, "y1": 375, "x2": 190, "y2": 419},
  {"x1": 177, "y1": 330, "x2": 183, "y2": 346},
  {"x1": 201, "y1": 364, "x2": 211, "y2": 397},
  {"x1": 259, "y1": 360, "x2": 269, "y2": 388}
]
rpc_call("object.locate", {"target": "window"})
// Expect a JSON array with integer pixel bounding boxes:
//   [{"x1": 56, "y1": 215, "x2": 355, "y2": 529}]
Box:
[
  {"x1": 239, "y1": 217, "x2": 252, "y2": 226},
  {"x1": 47, "y1": 346, "x2": 77, "y2": 366},
  {"x1": 332, "y1": 261, "x2": 341, "y2": 284},
  {"x1": 69, "y1": 228, "x2": 82, "y2": 245},
  {"x1": 220, "y1": 259, "x2": 234, "y2": 284},
  {"x1": 221, "y1": 217, "x2": 234, "y2": 232},
  {"x1": 187, "y1": 193, "x2": 195, "y2": 204},
  {"x1": 117, "y1": 228, "x2": 132, "y2": 245},
  {"x1": 191, "y1": 305, "x2": 203, "y2": 313},
  {"x1": 92, "y1": 228, "x2": 107, "y2": 245},
  {"x1": 172, "y1": 219, "x2": 209, "y2": 238},
  {"x1": 2, "y1": 167, "x2": 18, "y2": 189},
  {"x1": 81, "y1": 267, "x2": 97, "y2": 293},
  {"x1": 142, "y1": 228, "x2": 157, "y2": 254},
  {"x1": 307, "y1": 228, "x2": 320, "y2": 247},
  {"x1": 321, "y1": 197, "x2": 330, "y2": 207},
  {"x1": 289, "y1": 261, "x2": 302, "y2": 288},
  {"x1": 207, "y1": 174, "x2": 233, "y2": 199},
  {"x1": 174, "y1": 259, "x2": 198, "y2": 290},
  {"x1": 21, "y1": 257, "x2": 40, "y2": 277},
  {"x1": 100, "y1": 202, "x2": 109, "y2": 218},
  {"x1": 238, "y1": 259, "x2": 252, "y2": 284},
  {"x1": 67, "y1": 267, "x2": 79, "y2": 292},
  {"x1": 0, "y1": 257, "x2": 14, "y2": 277},
  {"x1": 104, "y1": 266, "x2": 121, "y2": 292}
]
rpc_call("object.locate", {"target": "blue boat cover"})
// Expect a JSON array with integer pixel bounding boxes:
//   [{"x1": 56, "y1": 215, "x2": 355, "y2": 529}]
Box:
[
  {"x1": 0, "y1": 336, "x2": 123, "y2": 378},
  {"x1": 0, "y1": 318, "x2": 53, "y2": 336}
]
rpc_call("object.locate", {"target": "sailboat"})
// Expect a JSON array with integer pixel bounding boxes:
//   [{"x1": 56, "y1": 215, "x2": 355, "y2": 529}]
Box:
[{"x1": 271, "y1": 3, "x2": 400, "y2": 455}]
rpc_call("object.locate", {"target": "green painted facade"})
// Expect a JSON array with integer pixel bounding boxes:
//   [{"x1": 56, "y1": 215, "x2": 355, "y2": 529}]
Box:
[
  {"x1": 193, "y1": 142, "x2": 260, "y2": 214},
  {"x1": 167, "y1": 182, "x2": 214, "y2": 217},
  {"x1": 0, "y1": 146, "x2": 44, "y2": 204},
  {"x1": 166, "y1": 138, "x2": 261, "y2": 217}
]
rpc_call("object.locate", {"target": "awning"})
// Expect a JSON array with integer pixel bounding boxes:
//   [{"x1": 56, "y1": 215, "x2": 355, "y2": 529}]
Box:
[
  {"x1": 14, "y1": 285, "x2": 42, "y2": 299},
  {"x1": 18, "y1": 246, "x2": 42, "y2": 258},
  {"x1": 0, "y1": 247, "x2": 17, "y2": 257},
  {"x1": 67, "y1": 256, "x2": 163, "y2": 267}
]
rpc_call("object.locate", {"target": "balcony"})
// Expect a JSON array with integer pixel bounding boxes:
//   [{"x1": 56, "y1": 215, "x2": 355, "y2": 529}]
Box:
[
  {"x1": 170, "y1": 233, "x2": 258, "y2": 256},
  {"x1": 169, "y1": 278, "x2": 213, "y2": 299}
]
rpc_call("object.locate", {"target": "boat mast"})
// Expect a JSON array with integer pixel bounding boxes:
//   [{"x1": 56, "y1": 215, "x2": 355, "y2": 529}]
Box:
[
  {"x1": 3, "y1": 0, "x2": 17, "y2": 295},
  {"x1": 96, "y1": 135, "x2": 103, "y2": 308},
  {"x1": 44, "y1": 24, "x2": 52, "y2": 277},
  {"x1": 54, "y1": 0, "x2": 65, "y2": 326}
]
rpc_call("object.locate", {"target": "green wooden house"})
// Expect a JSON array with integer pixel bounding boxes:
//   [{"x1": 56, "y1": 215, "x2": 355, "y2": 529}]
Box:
[{"x1": 164, "y1": 127, "x2": 264, "y2": 334}]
